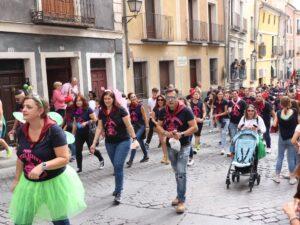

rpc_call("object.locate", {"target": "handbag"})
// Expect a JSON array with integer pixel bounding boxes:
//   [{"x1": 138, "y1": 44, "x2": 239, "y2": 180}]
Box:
[{"x1": 257, "y1": 136, "x2": 266, "y2": 159}]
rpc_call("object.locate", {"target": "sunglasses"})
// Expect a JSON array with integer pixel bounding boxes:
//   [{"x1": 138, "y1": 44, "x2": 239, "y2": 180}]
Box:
[
  {"x1": 157, "y1": 99, "x2": 164, "y2": 102},
  {"x1": 166, "y1": 96, "x2": 176, "y2": 101},
  {"x1": 247, "y1": 110, "x2": 255, "y2": 112}
]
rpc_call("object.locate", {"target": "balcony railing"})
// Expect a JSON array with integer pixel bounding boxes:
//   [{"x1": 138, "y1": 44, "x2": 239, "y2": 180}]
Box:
[
  {"x1": 209, "y1": 23, "x2": 225, "y2": 43},
  {"x1": 31, "y1": 0, "x2": 95, "y2": 28},
  {"x1": 232, "y1": 12, "x2": 240, "y2": 31},
  {"x1": 241, "y1": 18, "x2": 247, "y2": 33},
  {"x1": 142, "y1": 13, "x2": 174, "y2": 42},
  {"x1": 187, "y1": 20, "x2": 208, "y2": 42}
]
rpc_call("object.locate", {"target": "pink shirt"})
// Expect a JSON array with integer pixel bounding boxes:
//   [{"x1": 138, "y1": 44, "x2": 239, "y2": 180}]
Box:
[
  {"x1": 52, "y1": 89, "x2": 66, "y2": 110},
  {"x1": 61, "y1": 83, "x2": 79, "y2": 98}
]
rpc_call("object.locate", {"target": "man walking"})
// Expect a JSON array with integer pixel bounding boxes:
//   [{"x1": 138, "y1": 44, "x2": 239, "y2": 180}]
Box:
[{"x1": 155, "y1": 88, "x2": 197, "y2": 213}]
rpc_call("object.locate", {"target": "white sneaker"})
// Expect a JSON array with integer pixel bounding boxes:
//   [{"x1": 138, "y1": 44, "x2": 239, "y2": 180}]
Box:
[
  {"x1": 289, "y1": 178, "x2": 298, "y2": 185},
  {"x1": 187, "y1": 158, "x2": 194, "y2": 166},
  {"x1": 266, "y1": 148, "x2": 272, "y2": 154},
  {"x1": 220, "y1": 149, "x2": 225, "y2": 155},
  {"x1": 272, "y1": 175, "x2": 280, "y2": 183}
]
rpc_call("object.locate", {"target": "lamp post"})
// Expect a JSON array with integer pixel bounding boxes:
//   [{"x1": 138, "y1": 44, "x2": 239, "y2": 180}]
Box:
[{"x1": 123, "y1": 0, "x2": 143, "y2": 69}]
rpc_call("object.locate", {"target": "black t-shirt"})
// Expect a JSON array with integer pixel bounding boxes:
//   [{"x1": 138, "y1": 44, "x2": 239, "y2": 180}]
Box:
[
  {"x1": 159, "y1": 105, "x2": 195, "y2": 146},
  {"x1": 17, "y1": 124, "x2": 67, "y2": 182},
  {"x1": 129, "y1": 103, "x2": 145, "y2": 131},
  {"x1": 191, "y1": 100, "x2": 204, "y2": 119},
  {"x1": 277, "y1": 109, "x2": 298, "y2": 140},
  {"x1": 256, "y1": 101, "x2": 273, "y2": 127},
  {"x1": 243, "y1": 96, "x2": 255, "y2": 105},
  {"x1": 153, "y1": 106, "x2": 164, "y2": 120},
  {"x1": 213, "y1": 99, "x2": 229, "y2": 119},
  {"x1": 98, "y1": 107, "x2": 130, "y2": 143},
  {"x1": 72, "y1": 107, "x2": 93, "y2": 134},
  {"x1": 15, "y1": 103, "x2": 23, "y2": 112},
  {"x1": 228, "y1": 99, "x2": 247, "y2": 124}
]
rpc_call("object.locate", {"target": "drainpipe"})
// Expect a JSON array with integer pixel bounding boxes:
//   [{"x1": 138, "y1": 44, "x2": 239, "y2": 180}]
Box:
[
  {"x1": 224, "y1": 0, "x2": 230, "y2": 88},
  {"x1": 123, "y1": 0, "x2": 131, "y2": 68}
]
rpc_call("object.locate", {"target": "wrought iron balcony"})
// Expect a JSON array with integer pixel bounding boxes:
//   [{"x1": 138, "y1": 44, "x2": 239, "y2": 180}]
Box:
[
  {"x1": 231, "y1": 12, "x2": 240, "y2": 31},
  {"x1": 31, "y1": 0, "x2": 95, "y2": 28},
  {"x1": 187, "y1": 20, "x2": 208, "y2": 43},
  {"x1": 209, "y1": 23, "x2": 225, "y2": 43},
  {"x1": 142, "y1": 13, "x2": 174, "y2": 42}
]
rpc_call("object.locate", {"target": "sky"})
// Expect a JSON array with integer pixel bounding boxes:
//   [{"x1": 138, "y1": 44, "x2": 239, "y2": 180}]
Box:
[{"x1": 291, "y1": 0, "x2": 300, "y2": 9}]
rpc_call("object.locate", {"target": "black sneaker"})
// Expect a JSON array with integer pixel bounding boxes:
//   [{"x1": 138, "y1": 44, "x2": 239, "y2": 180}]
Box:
[
  {"x1": 77, "y1": 168, "x2": 82, "y2": 173},
  {"x1": 126, "y1": 160, "x2": 133, "y2": 168},
  {"x1": 114, "y1": 193, "x2": 121, "y2": 205},
  {"x1": 99, "y1": 160, "x2": 104, "y2": 170},
  {"x1": 140, "y1": 157, "x2": 149, "y2": 163},
  {"x1": 112, "y1": 191, "x2": 117, "y2": 196}
]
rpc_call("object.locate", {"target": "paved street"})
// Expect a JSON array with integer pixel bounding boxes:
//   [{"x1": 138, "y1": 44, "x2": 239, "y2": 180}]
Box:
[{"x1": 0, "y1": 129, "x2": 295, "y2": 225}]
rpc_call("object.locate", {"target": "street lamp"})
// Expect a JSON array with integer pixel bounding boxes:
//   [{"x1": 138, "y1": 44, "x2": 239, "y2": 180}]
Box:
[{"x1": 127, "y1": 0, "x2": 142, "y2": 14}]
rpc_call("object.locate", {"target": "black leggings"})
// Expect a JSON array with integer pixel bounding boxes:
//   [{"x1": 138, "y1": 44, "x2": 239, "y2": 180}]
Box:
[
  {"x1": 146, "y1": 120, "x2": 155, "y2": 144},
  {"x1": 75, "y1": 130, "x2": 103, "y2": 170}
]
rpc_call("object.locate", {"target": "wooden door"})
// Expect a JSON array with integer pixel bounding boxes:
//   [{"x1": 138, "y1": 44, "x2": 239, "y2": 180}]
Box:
[
  {"x1": 210, "y1": 59, "x2": 218, "y2": 85},
  {"x1": 91, "y1": 70, "x2": 107, "y2": 98},
  {"x1": 42, "y1": 0, "x2": 75, "y2": 18},
  {"x1": 46, "y1": 58, "x2": 72, "y2": 100},
  {"x1": 188, "y1": 0, "x2": 194, "y2": 40},
  {"x1": 159, "y1": 61, "x2": 170, "y2": 91},
  {"x1": 91, "y1": 59, "x2": 107, "y2": 98},
  {"x1": 190, "y1": 60, "x2": 197, "y2": 88},
  {"x1": 133, "y1": 62, "x2": 147, "y2": 98},
  {"x1": 145, "y1": 0, "x2": 156, "y2": 38},
  {"x1": 208, "y1": 4, "x2": 213, "y2": 42},
  {"x1": 0, "y1": 60, "x2": 25, "y2": 132}
]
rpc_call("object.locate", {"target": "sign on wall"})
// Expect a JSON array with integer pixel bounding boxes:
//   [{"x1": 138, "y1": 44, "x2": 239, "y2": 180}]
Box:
[{"x1": 177, "y1": 56, "x2": 187, "y2": 67}]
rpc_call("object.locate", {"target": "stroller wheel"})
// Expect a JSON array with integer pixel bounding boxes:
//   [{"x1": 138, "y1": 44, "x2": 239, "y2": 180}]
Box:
[
  {"x1": 257, "y1": 174, "x2": 261, "y2": 185},
  {"x1": 226, "y1": 177, "x2": 230, "y2": 189}
]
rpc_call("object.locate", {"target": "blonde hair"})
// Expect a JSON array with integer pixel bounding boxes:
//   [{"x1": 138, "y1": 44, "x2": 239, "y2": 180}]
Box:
[{"x1": 53, "y1": 81, "x2": 62, "y2": 89}]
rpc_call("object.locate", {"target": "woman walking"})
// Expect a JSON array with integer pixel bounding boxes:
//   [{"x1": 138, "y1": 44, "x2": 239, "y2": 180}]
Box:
[
  {"x1": 212, "y1": 90, "x2": 229, "y2": 154},
  {"x1": 52, "y1": 82, "x2": 66, "y2": 117},
  {"x1": 151, "y1": 94, "x2": 169, "y2": 164},
  {"x1": 91, "y1": 90, "x2": 138, "y2": 204},
  {"x1": 273, "y1": 96, "x2": 298, "y2": 185},
  {"x1": 126, "y1": 93, "x2": 149, "y2": 167},
  {"x1": 9, "y1": 95, "x2": 86, "y2": 225},
  {"x1": 72, "y1": 95, "x2": 104, "y2": 173}
]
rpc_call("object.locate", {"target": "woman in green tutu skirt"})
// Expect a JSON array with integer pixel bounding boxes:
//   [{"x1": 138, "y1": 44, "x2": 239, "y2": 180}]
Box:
[{"x1": 9, "y1": 95, "x2": 86, "y2": 225}]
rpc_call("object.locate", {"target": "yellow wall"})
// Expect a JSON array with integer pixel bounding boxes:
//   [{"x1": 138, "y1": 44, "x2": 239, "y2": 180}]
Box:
[{"x1": 126, "y1": 0, "x2": 226, "y2": 96}]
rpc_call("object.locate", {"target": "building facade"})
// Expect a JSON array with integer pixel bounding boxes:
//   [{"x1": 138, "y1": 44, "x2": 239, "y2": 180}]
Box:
[
  {"x1": 286, "y1": 3, "x2": 296, "y2": 80},
  {"x1": 0, "y1": 0, "x2": 124, "y2": 127},
  {"x1": 125, "y1": 0, "x2": 225, "y2": 97},
  {"x1": 294, "y1": 10, "x2": 300, "y2": 74}
]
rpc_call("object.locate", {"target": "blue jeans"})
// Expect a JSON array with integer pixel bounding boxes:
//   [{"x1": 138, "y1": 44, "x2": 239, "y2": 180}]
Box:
[
  {"x1": 129, "y1": 125, "x2": 148, "y2": 162},
  {"x1": 263, "y1": 125, "x2": 271, "y2": 148},
  {"x1": 167, "y1": 145, "x2": 190, "y2": 203},
  {"x1": 15, "y1": 219, "x2": 70, "y2": 225},
  {"x1": 217, "y1": 118, "x2": 230, "y2": 148},
  {"x1": 105, "y1": 139, "x2": 131, "y2": 193},
  {"x1": 69, "y1": 143, "x2": 76, "y2": 157},
  {"x1": 228, "y1": 122, "x2": 238, "y2": 140},
  {"x1": 275, "y1": 135, "x2": 297, "y2": 174}
]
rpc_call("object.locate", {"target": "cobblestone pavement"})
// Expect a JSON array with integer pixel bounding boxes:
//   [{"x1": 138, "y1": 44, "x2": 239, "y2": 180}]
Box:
[{"x1": 0, "y1": 129, "x2": 296, "y2": 225}]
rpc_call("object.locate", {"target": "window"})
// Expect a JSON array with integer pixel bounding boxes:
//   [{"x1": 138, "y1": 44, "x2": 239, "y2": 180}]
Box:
[
  {"x1": 263, "y1": 12, "x2": 265, "y2": 23},
  {"x1": 297, "y1": 20, "x2": 300, "y2": 34},
  {"x1": 268, "y1": 15, "x2": 271, "y2": 24},
  {"x1": 133, "y1": 62, "x2": 148, "y2": 98},
  {"x1": 273, "y1": 16, "x2": 276, "y2": 25},
  {"x1": 209, "y1": 58, "x2": 218, "y2": 85}
]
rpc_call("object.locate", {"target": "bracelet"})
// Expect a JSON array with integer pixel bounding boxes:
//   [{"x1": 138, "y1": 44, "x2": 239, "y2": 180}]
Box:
[{"x1": 290, "y1": 216, "x2": 299, "y2": 223}]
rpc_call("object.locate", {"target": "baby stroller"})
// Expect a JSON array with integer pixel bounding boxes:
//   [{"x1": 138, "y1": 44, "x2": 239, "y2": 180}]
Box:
[{"x1": 226, "y1": 130, "x2": 261, "y2": 192}]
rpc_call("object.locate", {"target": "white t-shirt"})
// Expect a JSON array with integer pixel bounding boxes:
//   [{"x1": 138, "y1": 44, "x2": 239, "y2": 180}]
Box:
[
  {"x1": 88, "y1": 100, "x2": 96, "y2": 111},
  {"x1": 238, "y1": 116, "x2": 266, "y2": 134},
  {"x1": 147, "y1": 98, "x2": 156, "y2": 111}
]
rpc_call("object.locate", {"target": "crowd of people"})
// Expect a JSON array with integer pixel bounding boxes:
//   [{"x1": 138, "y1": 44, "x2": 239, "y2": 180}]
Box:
[{"x1": 4, "y1": 76, "x2": 300, "y2": 224}]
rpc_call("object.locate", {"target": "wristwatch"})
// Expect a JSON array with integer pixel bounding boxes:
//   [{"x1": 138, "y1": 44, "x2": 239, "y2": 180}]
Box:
[{"x1": 41, "y1": 162, "x2": 47, "y2": 171}]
